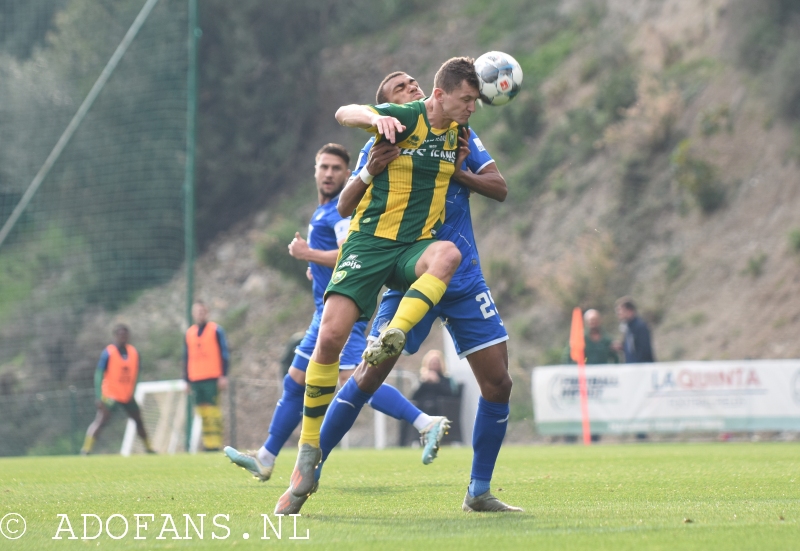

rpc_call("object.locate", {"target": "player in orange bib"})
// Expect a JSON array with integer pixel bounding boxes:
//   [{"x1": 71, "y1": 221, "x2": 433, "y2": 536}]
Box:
[
  {"x1": 81, "y1": 324, "x2": 154, "y2": 455},
  {"x1": 184, "y1": 300, "x2": 230, "y2": 451}
]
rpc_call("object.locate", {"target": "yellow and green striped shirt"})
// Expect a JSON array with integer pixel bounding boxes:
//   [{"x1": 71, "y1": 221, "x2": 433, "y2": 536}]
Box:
[{"x1": 350, "y1": 99, "x2": 465, "y2": 243}]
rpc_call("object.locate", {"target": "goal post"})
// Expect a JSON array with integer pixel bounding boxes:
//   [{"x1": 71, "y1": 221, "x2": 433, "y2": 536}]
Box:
[{"x1": 121, "y1": 380, "x2": 202, "y2": 456}]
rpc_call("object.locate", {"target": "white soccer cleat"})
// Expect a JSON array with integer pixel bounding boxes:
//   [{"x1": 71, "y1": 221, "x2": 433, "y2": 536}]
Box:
[
  {"x1": 224, "y1": 446, "x2": 273, "y2": 481},
  {"x1": 420, "y1": 416, "x2": 450, "y2": 465},
  {"x1": 462, "y1": 490, "x2": 523, "y2": 512},
  {"x1": 362, "y1": 327, "x2": 406, "y2": 366}
]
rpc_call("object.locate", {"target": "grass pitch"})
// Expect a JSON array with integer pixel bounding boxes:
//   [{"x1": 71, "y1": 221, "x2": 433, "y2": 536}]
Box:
[{"x1": 1, "y1": 443, "x2": 798, "y2": 550}]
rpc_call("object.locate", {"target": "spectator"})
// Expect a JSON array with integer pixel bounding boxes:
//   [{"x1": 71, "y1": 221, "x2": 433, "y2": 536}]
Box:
[
  {"x1": 614, "y1": 297, "x2": 655, "y2": 363},
  {"x1": 412, "y1": 350, "x2": 457, "y2": 402},
  {"x1": 561, "y1": 309, "x2": 619, "y2": 365}
]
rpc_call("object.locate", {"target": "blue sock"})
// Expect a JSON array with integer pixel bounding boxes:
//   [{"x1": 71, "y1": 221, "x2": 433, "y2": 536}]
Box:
[
  {"x1": 319, "y1": 377, "x2": 372, "y2": 461},
  {"x1": 264, "y1": 374, "x2": 305, "y2": 456},
  {"x1": 468, "y1": 396, "x2": 509, "y2": 497},
  {"x1": 369, "y1": 384, "x2": 422, "y2": 425}
]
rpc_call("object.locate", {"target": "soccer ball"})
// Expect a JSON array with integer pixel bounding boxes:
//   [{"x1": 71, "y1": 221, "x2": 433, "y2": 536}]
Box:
[{"x1": 474, "y1": 51, "x2": 523, "y2": 106}]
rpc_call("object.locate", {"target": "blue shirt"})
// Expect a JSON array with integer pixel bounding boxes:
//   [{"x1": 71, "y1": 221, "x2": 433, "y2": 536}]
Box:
[
  {"x1": 354, "y1": 130, "x2": 494, "y2": 281},
  {"x1": 308, "y1": 197, "x2": 351, "y2": 312}
]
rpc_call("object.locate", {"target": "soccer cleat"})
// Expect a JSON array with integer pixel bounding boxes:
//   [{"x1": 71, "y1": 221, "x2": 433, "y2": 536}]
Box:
[
  {"x1": 288, "y1": 443, "x2": 322, "y2": 496},
  {"x1": 462, "y1": 490, "x2": 524, "y2": 512},
  {"x1": 274, "y1": 481, "x2": 318, "y2": 515},
  {"x1": 362, "y1": 327, "x2": 406, "y2": 366},
  {"x1": 420, "y1": 416, "x2": 450, "y2": 465},
  {"x1": 224, "y1": 446, "x2": 273, "y2": 481}
]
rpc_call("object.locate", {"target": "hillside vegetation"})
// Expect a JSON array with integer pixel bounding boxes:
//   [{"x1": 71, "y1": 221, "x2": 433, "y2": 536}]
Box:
[{"x1": 3, "y1": 0, "x2": 800, "y2": 452}]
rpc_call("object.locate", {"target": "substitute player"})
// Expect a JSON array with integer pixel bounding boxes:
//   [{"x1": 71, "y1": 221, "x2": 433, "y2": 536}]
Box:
[
  {"x1": 279, "y1": 71, "x2": 521, "y2": 513},
  {"x1": 223, "y1": 144, "x2": 448, "y2": 481},
  {"x1": 81, "y1": 324, "x2": 154, "y2": 455},
  {"x1": 276, "y1": 57, "x2": 480, "y2": 513},
  {"x1": 184, "y1": 301, "x2": 230, "y2": 452}
]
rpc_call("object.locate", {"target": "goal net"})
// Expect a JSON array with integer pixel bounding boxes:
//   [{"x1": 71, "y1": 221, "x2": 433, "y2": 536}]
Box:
[{"x1": 121, "y1": 380, "x2": 202, "y2": 456}]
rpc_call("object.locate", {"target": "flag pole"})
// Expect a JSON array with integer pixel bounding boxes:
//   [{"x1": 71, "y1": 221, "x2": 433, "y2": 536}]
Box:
[{"x1": 569, "y1": 307, "x2": 591, "y2": 445}]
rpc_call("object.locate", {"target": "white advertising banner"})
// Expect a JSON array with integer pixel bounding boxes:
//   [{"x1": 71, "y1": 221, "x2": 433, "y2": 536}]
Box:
[{"x1": 532, "y1": 360, "x2": 800, "y2": 434}]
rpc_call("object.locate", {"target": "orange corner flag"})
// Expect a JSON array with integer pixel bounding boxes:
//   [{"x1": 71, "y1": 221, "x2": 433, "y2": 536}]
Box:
[
  {"x1": 569, "y1": 307, "x2": 591, "y2": 445},
  {"x1": 569, "y1": 307, "x2": 586, "y2": 364}
]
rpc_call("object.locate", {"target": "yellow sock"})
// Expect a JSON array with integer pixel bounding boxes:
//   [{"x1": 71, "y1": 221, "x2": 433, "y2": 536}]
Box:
[
  {"x1": 298, "y1": 360, "x2": 339, "y2": 447},
  {"x1": 81, "y1": 434, "x2": 95, "y2": 453},
  {"x1": 388, "y1": 273, "x2": 447, "y2": 333},
  {"x1": 197, "y1": 405, "x2": 223, "y2": 451}
]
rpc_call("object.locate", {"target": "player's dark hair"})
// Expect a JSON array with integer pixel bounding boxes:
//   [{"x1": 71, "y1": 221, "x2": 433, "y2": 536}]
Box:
[
  {"x1": 112, "y1": 323, "x2": 129, "y2": 335},
  {"x1": 615, "y1": 296, "x2": 637, "y2": 312},
  {"x1": 376, "y1": 71, "x2": 405, "y2": 103},
  {"x1": 315, "y1": 143, "x2": 350, "y2": 167},
  {"x1": 433, "y1": 56, "x2": 479, "y2": 94}
]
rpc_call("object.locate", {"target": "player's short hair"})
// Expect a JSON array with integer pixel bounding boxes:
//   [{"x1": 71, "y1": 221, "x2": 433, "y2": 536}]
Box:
[
  {"x1": 615, "y1": 296, "x2": 637, "y2": 312},
  {"x1": 433, "y1": 56, "x2": 479, "y2": 94},
  {"x1": 112, "y1": 323, "x2": 129, "y2": 335},
  {"x1": 376, "y1": 71, "x2": 406, "y2": 104},
  {"x1": 315, "y1": 143, "x2": 350, "y2": 167}
]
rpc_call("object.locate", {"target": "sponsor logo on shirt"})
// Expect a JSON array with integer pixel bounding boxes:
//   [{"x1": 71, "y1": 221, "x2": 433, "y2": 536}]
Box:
[{"x1": 400, "y1": 148, "x2": 456, "y2": 162}]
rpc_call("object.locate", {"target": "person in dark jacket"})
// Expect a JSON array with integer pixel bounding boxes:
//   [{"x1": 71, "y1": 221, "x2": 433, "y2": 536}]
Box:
[{"x1": 614, "y1": 296, "x2": 655, "y2": 363}]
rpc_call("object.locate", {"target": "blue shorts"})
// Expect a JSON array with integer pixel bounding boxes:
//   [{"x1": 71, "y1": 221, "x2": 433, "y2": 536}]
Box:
[
  {"x1": 370, "y1": 275, "x2": 508, "y2": 359},
  {"x1": 293, "y1": 310, "x2": 368, "y2": 371}
]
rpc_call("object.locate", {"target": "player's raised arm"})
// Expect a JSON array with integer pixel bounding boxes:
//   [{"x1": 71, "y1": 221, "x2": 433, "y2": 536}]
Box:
[{"x1": 335, "y1": 104, "x2": 405, "y2": 143}]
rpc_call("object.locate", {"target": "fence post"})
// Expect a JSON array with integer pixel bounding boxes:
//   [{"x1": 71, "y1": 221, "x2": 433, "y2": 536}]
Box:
[
  {"x1": 228, "y1": 378, "x2": 237, "y2": 449},
  {"x1": 69, "y1": 386, "x2": 78, "y2": 454}
]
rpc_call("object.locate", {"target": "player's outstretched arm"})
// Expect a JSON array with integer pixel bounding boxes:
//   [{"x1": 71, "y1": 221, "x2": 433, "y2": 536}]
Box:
[
  {"x1": 337, "y1": 141, "x2": 401, "y2": 217},
  {"x1": 452, "y1": 128, "x2": 507, "y2": 202},
  {"x1": 453, "y1": 163, "x2": 507, "y2": 202},
  {"x1": 335, "y1": 105, "x2": 405, "y2": 143}
]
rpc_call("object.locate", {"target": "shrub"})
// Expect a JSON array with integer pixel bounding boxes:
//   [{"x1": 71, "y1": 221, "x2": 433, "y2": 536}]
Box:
[
  {"x1": 595, "y1": 65, "x2": 637, "y2": 121},
  {"x1": 788, "y1": 228, "x2": 800, "y2": 254},
  {"x1": 665, "y1": 255, "x2": 683, "y2": 283},
  {"x1": 670, "y1": 140, "x2": 725, "y2": 213},
  {"x1": 737, "y1": 15, "x2": 784, "y2": 72},
  {"x1": 255, "y1": 219, "x2": 307, "y2": 284},
  {"x1": 771, "y1": 39, "x2": 800, "y2": 121},
  {"x1": 742, "y1": 253, "x2": 767, "y2": 278}
]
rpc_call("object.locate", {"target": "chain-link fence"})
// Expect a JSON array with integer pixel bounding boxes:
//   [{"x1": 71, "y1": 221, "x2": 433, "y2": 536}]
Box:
[{"x1": 0, "y1": 0, "x2": 190, "y2": 456}]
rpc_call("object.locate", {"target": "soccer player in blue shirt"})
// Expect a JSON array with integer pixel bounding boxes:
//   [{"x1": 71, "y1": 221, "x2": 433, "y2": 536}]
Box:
[
  {"x1": 276, "y1": 73, "x2": 521, "y2": 514},
  {"x1": 224, "y1": 143, "x2": 449, "y2": 481}
]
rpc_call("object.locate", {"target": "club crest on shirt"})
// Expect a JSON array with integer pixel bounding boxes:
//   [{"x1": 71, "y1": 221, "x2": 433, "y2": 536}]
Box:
[
  {"x1": 331, "y1": 270, "x2": 347, "y2": 284},
  {"x1": 445, "y1": 128, "x2": 458, "y2": 150}
]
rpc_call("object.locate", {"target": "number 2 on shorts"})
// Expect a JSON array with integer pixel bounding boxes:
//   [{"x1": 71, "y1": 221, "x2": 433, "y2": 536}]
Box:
[{"x1": 476, "y1": 291, "x2": 497, "y2": 319}]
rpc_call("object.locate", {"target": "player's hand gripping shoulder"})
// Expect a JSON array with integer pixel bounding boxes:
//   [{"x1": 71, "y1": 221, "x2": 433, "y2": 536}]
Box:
[
  {"x1": 335, "y1": 104, "x2": 405, "y2": 144},
  {"x1": 452, "y1": 127, "x2": 472, "y2": 175},
  {"x1": 338, "y1": 140, "x2": 400, "y2": 217}
]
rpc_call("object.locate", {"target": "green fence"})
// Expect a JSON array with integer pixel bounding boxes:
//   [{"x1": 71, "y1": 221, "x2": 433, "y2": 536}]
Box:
[{"x1": 0, "y1": 0, "x2": 193, "y2": 456}]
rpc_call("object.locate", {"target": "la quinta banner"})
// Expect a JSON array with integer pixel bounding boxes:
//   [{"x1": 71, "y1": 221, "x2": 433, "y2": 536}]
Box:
[{"x1": 532, "y1": 360, "x2": 800, "y2": 434}]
